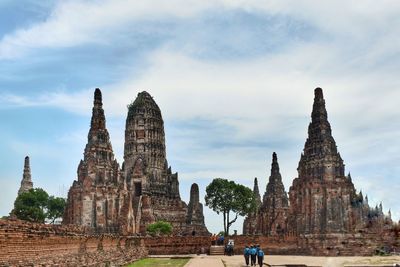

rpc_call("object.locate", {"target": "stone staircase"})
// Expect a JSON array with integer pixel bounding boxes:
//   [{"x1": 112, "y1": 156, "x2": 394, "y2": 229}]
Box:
[{"x1": 209, "y1": 246, "x2": 225, "y2": 255}]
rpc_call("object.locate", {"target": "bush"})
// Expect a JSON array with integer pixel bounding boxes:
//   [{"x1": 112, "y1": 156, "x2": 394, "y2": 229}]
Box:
[{"x1": 147, "y1": 221, "x2": 173, "y2": 236}]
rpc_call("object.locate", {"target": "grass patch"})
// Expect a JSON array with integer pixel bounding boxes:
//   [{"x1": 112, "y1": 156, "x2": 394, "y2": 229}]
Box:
[{"x1": 125, "y1": 258, "x2": 191, "y2": 267}]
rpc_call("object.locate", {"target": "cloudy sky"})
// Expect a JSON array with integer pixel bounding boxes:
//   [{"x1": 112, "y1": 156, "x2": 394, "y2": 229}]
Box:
[{"x1": 0, "y1": 0, "x2": 399, "y2": 234}]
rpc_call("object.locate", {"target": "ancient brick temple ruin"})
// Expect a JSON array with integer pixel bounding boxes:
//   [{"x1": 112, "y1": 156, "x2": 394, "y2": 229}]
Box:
[
  {"x1": 244, "y1": 88, "x2": 392, "y2": 237},
  {"x1": 10, "y1": 156, "x2": 34, "y2": 215},
  {"x1": 17, "y1": 156, "x2": 34, "y2": 196},
  {"x1": 63, "y1": 89, "x2": 209, "y2": 235},
  {"x1": 243, "y1": 153, "x2": 289, "y2": 235}
]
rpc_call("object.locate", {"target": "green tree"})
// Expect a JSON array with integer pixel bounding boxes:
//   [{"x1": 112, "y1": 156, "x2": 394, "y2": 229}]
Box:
[
  {"x1": 146, "y1": 221, "x2": 173, "y2": 236},
  {"x1": 47, "y1": 196, "x2": 66, "y2": 224},
  {"x1": 205, "y1": 178, "x2": 256, "y2": 236},
  {"x1": 13, "y1": 188, "x2": 49, "y2": 223}
]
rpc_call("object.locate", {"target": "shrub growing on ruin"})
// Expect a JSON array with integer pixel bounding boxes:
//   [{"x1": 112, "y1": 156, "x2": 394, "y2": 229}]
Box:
[{"x1": 146, "y1": 221, "x2": 173, "y2": 236}]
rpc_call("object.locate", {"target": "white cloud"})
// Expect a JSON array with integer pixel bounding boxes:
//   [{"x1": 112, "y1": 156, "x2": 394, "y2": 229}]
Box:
[
  {"x1": 0, "y1": 89, "x2": 92, "y2": 113},
  {"x1": 2, "y1": 0, "x2": 400, "y2": 60}
]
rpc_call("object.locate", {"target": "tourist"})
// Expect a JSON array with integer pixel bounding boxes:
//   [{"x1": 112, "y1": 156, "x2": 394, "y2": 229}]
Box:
[
  {"x1": 211, "y1": 234, "x2": 216, "y2": 245},
  {"x1": 257, "y1": 247, "x2": 265, "y2": 267},
  {"x1": 250, "y1": 245, "x2": 257, "y2": 266},
  {"x1": 226, "y1": 239, "x2": 234, "y2": 256},
  {"x1": 255, "y1": 244, "x2": 260, "y2": 265},
  {"x1": 217, "y1": 234, "x2": 224, "y2": 246},
  {"x1": 243, "y1": 245, "x2": 250, "y2": 266}
]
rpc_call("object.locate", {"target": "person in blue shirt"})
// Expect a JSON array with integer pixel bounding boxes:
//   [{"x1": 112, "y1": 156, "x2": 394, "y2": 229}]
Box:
[
  {"x1": 257, "y1": 248, "x2": 265, "y2": 267},
  {"x1": 250, "y1": 245, "x2": 257, "y2": 266},
  {"x1": 255, "y1": 245, "x2": 260, "y2": 265},
  {"x1": 218, "y1": 235, "x2": 225, "y2": 246},
  {"x1": 243, "y1": 245, "x2": 250, "y2": 266}
]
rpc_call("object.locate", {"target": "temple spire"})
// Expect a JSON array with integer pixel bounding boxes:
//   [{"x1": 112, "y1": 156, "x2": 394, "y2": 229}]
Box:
[
  {"x1": 271, "y1": 152, "x2": 280, "y2": 176},
  {"x1": 83, "y1": 88, "x2": 115, "y2": 169},
  {"x1": 18, "y1": 156, "x2": 33, "y2": 195},
  {"x1": 263, "y1": 152, "x2": 288, "y2": 207},
  {"x1": 253, "y1": 177, "x2": 262, "y2": 206},
  {"x1": 89, "y1": 88, "x2": 106, "y2": 132},
  {"x1": 298, "y1": 87, "x2": 344, "y2": 180},
  {"x1": 311, "y1": 87, "x2": 328, "y2": 124},
  {"x1": 94, "y1": 88, "x2": 102, "y2": 105}
]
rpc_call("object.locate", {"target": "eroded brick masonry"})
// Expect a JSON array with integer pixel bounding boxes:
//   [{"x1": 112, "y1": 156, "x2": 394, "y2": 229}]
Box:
[
  {"x1": 243, "y1": 88, "x2": 396, "y2": 249},
  {"x1": 63, "y1": 89, "x2": 209, "y2": 236}
]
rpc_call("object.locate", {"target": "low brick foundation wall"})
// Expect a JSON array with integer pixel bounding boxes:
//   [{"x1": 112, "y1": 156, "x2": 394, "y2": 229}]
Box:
[
  {"x1": 0, "y1": 219, "x2": 398, "y2": 266},
  {"x1": 229, "y1": 230, "x2": 399, "y2": 257},
  {"x1": 0, "y1": 219, "x2": 147, "y2": 266},
  {"x1": 228, "y1": 234, "x2": 306, "y2": 255},
  {"x1": 144, "y1": 236, "x2": 210, "y2": 255}
]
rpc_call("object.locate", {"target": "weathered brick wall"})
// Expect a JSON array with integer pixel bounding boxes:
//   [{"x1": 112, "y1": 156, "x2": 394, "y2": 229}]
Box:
[
  {"x1": 298, "y1": 230, "x2": 400, "y2": 256},
  {"x1": 144, "y1": 236, "x2": 210, "y2": 255},
  {"x1": 1, "y1": 219, "x2": 398, "y2": 266},
  {"x1": 0, "y1": 219, "x2": 147, "y2": 266},
  {"x1": 230, "y1": 230, "x2": 399, "y2": 256},
  {"x1": 227, "y1": 234, "x2": 307, "y2": 255}
]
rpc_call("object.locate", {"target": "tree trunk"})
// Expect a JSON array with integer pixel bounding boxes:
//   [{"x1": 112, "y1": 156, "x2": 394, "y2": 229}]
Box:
[
  {"x1": 227, "y1": 212, "x2": 238, "y2": 236},
  {"x1": 226, "y1": 211, "x2": 230, "y2": 236},
  {"x1": 223, "y1": 210, "x2": 227, "y2": 235}
]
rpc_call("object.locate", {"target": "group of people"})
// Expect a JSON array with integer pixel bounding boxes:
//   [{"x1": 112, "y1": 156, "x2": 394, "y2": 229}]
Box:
[
  {"x1": 243, "y1": 245, "x2": 264, "y2": 267},
  {"x1": 210, "y1": 234, "x2": 225, "y2": 246}
]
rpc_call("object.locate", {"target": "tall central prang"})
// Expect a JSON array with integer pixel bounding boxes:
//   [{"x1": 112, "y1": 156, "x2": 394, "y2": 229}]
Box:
[{"x1": 123, "y1": 91, "x2": 179, "y2": 198}]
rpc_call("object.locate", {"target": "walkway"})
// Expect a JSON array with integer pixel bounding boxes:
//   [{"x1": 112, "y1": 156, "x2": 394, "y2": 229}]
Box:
[
  {"x1": 184, "y1": 255, "x2": 400, "y2": 267},
  {"x1": 185, "y1": 255, "x2": 224, "y2": 267}
]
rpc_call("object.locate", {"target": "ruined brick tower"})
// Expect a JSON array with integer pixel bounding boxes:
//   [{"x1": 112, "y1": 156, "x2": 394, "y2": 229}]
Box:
[
  {"x1": 288, "y1": 88, "x2": 385, "y2": 234},
  {"x1": 260, "y1": 152, "x2": 289, "y2": 235},
  {"x1": 63, "y1": 89, "x2": 135, "y2": 233},
  {"x1": 243, "y1": 153, "x2": 289, "y2": 235},
  {"x1": 123, "y1": 91, "x2": 208, "y2": 235},
  {"x1": 17, "y1": 156, "x2": 33, "y2": 195},
  {"x1": 242, "y1": 177, "x2": 262, "y2": 234},
  {"x1": 186, "y1": 183, "x2": 209, "y2": 235},
  {"x1": 64, "y1": 89, "x2": 208, "y2": 235},
  {"x1": 243, "y1": 88, "x2": 389, "y2": 237}
]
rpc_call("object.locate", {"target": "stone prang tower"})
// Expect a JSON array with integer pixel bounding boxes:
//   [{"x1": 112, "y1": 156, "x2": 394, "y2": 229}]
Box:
[
  {"x1": 18, "y1": 156, "x2": 34, "y2": 195},
  {"x1": 64, "y1": 89, "x2": 209, "y2": 236},
  {"x1": 242, "y1": 177, "x2": 262, "y2": 235},
  {"x1": 123, "y1": 91, "x2": 179, "y2": 199},
  {"x1": 186, "y1": 183, "x2": 208, "y2": 235},
  {"x1": 243, "y1": 153, "x2": 289, "y2": 235},
  {"x1": 63, "y1": 89, "x2": 134, "y2": 234},
  {"x1": 260, "y1": 152, "x2": 289, "y2": 235},
  {"x1": 288, "y1": 88, "x2": 385, "y2": 234},
  {"x1": 123, "y1": 91, "x2": 208, "y2": 235},
  {"x1": 243, "y1": 88, "x2": 388, "y2": 237}
]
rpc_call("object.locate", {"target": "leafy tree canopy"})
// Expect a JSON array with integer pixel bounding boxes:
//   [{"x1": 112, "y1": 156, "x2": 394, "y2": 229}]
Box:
[
  {"x1": 47, "y1": 196, "x2": 66, "y2": 224},
  {"x1": 13, "y1": 188, "x2": 48, "y2": 223},
  {"x1": 205, "y1": 178, "x2": 256, "y2": 235},
  {"x1": 12, "y1": 188, "x2": 66, "y2": 224}
]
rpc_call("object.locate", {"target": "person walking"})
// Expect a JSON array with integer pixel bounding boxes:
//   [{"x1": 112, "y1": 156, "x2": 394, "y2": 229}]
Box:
[
  {"x1": 255, "y1": 244, "x2": 260, "y2": 265},
  {"x1": 250, "y1": 245, "x2": 257, "y2": 266},
  {"x1": 243, "y1": 245, "x2": 250, "y2": 266},
  {"x1": 257, "y1": 248, "x2": 265, "y2": 267}
]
